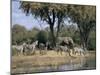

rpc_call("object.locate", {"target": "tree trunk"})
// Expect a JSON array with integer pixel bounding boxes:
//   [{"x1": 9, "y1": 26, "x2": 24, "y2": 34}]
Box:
[
  {"x1": 50, "y1": 25, "x2": 56, "y2": 47},
  {"x1": 79, "y1": 30, "x2": 88, "y2": 51},
  {"x1": 56, "y1": 12, "x2": 63, "y2": 38}
]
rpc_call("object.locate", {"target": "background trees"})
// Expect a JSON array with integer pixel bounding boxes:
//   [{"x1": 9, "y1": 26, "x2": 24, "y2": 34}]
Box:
[
  {"x1": 20, "y1": 2, "x2": 68, "y2": 47},
  {"x1": 12, "y1": 24, "x2": 40, "y2": 45},
  {"x1": 36, "y1": 30, "x2": 48, "y2": 44},
  {"x1": 12, "y1": 24, "x2": 27, "y2": 45},
  {"x1": 67, "y1": 5, "x2": 96, "y2": 50},
  {"x1": 12, "y1": 2, "x2": 96, "y2": 50},
  {"x1": 12, "y1": 23, "x2": 96, "y2": 50},
  {"x1": 20, "y1": 2, "x2": 96, "y2": 50}
]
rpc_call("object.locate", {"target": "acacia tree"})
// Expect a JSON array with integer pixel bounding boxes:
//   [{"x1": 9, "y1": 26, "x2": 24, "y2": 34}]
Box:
[
  {"x1": 67, "y1": 5, "x2": 96, "y2": 50},
  {"x1": 20, "y1": 2, "x2": 68, "y2": 47},
  {"x1": 20, "y1": 2, "x2": 96, "y2": 50}
]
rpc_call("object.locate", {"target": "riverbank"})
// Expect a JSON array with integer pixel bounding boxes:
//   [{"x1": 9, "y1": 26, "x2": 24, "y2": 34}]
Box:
[{"x1": 11, "y1": 51, "x2": 96, "y2": 74}]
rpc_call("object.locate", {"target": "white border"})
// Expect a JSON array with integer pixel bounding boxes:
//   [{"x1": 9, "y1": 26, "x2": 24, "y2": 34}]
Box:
[
  {"x1": 0, "y1": 0, "x2": 100, "y2": 75},
  {"x1": 21, "y1": 0, "x2": 96, "y2": 5},
  {"x1": 0, "y1": 0, "x2": 10, "y2": 75}
]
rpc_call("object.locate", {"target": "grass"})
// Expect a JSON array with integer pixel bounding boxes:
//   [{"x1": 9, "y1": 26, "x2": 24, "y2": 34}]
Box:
[{"x1": 11, "y1": 50, "x2": 96, "y2": 74}]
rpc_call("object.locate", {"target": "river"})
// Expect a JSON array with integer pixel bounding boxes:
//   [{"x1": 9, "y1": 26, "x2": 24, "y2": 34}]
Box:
[
  {"x1": 32, "y1": 56, "x2": 96, "y2": 73},
  {"x1": 12, "y1": 56, "x2": 95, "y2": 74}
]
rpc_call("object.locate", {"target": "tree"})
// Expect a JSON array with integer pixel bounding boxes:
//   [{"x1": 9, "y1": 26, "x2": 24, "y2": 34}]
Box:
[
  {"x1": 67, "y1": 5, "x2": 96, "y2": 50},
  {"x1": 36, "y1": 30, "x2": 48, "y2": 44},
  {"x1": 20, "y1": 2, "x2": 68, "y2": 47},
  {"x1": 12, "y1": 24, "x2": 28, "y2": 45},
  {"x1": 27, "y1": 27, "x2": 40, "y2": 44},
  {"x1": 20, "y1": 2, "x2": 96, "y2": 50},
  {"x1": 88, "y1": 30, "x2": 96, "y2": 50}
]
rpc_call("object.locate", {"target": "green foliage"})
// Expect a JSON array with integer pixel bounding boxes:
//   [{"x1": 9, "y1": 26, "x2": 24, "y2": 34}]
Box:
[
  {"x1": 12, "y1": 24, "x2": 27, "y2": 45},
  {"x1": 88, "y1": 31, "x2": 96, "y2": 50},
  {"x1": 19, "y1": 2, "x2": 96, "y2": 50},
  {"x1": 12, "y1": 24, "x2": 40, "y2": 45},
  {"x1": 12, "y1": 48, "x2": 19, "y2": 56},
  {"x1": 12, "y1": 24, "x2": 96, "y2": 50},
  {"x1": 58, "y1": 24, "x2": 96, "y2": 50},
  {"x1": 59, "y1": 25, "x2": 77, "y2": 37},
  {"x1": 67, "y1": 5, "x2": 96, "y2": 50},
  {"x1": 20, "y1": 2, "x2": 67, "y2": 21},
  {"x1": 26, "y1": 28, "x2": 39, "y2": 44},
  {"x1": 20, "y1": 2, "x2": 69, "y2": 46},
  {"x1": 36, "y1": 30, "x2": 48, "y2": 43},
  {"x1": 72, "y1": 31, "x2": 81, "y2": 45}
]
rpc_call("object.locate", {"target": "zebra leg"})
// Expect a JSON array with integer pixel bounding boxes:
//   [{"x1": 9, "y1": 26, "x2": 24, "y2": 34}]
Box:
[
  {"x1": 75, "y1": 51, "x2": 78, "y2": 55},
  {"x1": 32, "y1": 50, "x2": 36, "y2": 55},
  {"x1": 41, "y1": 50, "x2": 44, "y2": 55},
  {"x1": 57, "y1": 50, "x2": 59, "y2": 54},
  {"x1": 22, "y1": 49, "x2": 25, "y2": 55},
  {"x1": 20, "y1": 49, "x2": 23, "y2": 55},
  {"x1": 39, "y1": 50, "x2": 41, "y2": 54},
  {"x1": 83, "y1": 51, "x2": 86, "y2": 56},
  {"x1": 74, "y1": 51, "x2": 76, "y2": 55},
  {"x1": 17, "y1": 51, "x2": 19, "y2": 56},
  {"x1": 73, "y1": 51, "x2": 75, "y2": 55},
  {"x1": 69, "y1": 50, "x2": 71, "y2": 56},
  {"x1": 80, "y1": 51, "x2": 81, "y2": 56},
  {"x1": 40, "y1": 50, "x2": 42, "y2": 55},
  {"x1": 45, "y1": 47, "x2": 47, "y2": 54},
  {"x1": 56, "y1": 49, "x2": 59, "y2": 55},
  {"x1": 72, "y1": 49, "x2": 75, "y2": 55},
  {"x1": 40, "y1": 50, "x2": 43, "y2": 55},
  {"x1": 81, "y1": 51, "x2": 84, "y2": 56},
  {"x1": 60, "y1": 50, "x2": 62, "y2": 55}
]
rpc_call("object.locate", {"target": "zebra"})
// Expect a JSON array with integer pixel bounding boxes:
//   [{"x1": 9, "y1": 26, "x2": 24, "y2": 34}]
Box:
[
  {"x1": 73, "y1": 47, "x2": 85, "y2": 56},
  {"x1": 12, "y1": 40, "x2": 38, "y2": 55},
  {"x1": 55, "y1": 45, "x2": 71, "y2": 56},
  {"x1": 12, "y1": 43, "x2": 26, "y2": 55},
  {"x1": 26, "y1": 40, "x2": 38, "y2": 55},
  {"x1": 38, "y1": 43, "x2": 47, "y2": 55}
]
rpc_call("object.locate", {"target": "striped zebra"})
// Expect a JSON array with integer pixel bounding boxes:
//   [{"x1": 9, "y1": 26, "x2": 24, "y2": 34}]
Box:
[
  {"x1": 73, "y1": 47, "x2": 85, "y2": 56},
  {"x1": 55, "y1": 45, "x2": 71, "y2": 56},
  {"x1": 12, "y1": 43, "x2": 26, "y2": 55},
  {"x1": 25, "y1": 40, "x2": 38, "y2": 55}
]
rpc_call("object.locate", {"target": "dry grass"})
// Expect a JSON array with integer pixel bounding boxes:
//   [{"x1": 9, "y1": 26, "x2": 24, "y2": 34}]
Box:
[{"x1": 11, "y1": 50, "x2": 96, "y2": 74}]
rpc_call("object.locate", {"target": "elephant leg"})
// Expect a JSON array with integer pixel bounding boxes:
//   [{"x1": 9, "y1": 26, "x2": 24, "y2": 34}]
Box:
[{"x1": 68, "y1": 50, "x2": 71, "y2": 56}]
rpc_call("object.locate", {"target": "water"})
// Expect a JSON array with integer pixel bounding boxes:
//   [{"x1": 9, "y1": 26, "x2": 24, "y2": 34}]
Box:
[
  {"x1": 12, "y1": 56, "x2": 96, "y2": 74},
  {"x1": 31, "y1": 56, "x2": 96, "y2": 73},
  {"x1": 58, "y1": 57, "x2": 96, "y2": 71}
]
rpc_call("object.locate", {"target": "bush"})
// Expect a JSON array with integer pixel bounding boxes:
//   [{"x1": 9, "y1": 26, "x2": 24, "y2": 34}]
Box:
[
  {"x1": 12, "y1": 48, "x2": 19, "y2": 56},
  {"x1": 87, "y1": 31, "x2": 96, "y2": 50},
  {"x1": 36, "y1": 30, "x2": 48, "y2": 43},
  {"x1": 88, "y1": 38, "x2": 96, "y2": 50}
]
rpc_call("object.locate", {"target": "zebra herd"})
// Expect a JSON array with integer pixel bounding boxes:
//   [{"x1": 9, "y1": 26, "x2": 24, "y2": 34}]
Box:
[
  {"x1": 55, "y1": 44, "x2": 86, "y2": 56},
  {"x1": 12, "y1": 40, "x2": 38, "y2": 55},
  {"x1": 12, "y1": 39, "x2": 86, "y2": 56}
]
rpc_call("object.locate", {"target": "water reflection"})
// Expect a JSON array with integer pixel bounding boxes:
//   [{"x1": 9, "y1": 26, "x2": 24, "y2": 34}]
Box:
[
  {"x1": 34, "y1": 57, "x2": 96, "y2": 72},
  {"x1": 58, "y1": 57, "x2": 86, "y2": 71},
  {"x1": 12, "y1": 57, "x2": 96, "y2": 74}
]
